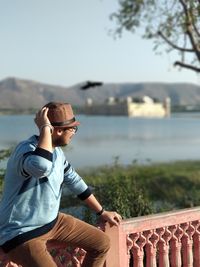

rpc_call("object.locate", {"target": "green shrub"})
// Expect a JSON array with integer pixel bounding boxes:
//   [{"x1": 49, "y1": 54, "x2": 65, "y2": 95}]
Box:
[
  {"x1": 0, "y1": 148, "x2": 11, "y2": 193},
  {"x1": 94, "y1": 174, "x2": 153, "y2": 218},
  {"x1": 82, "y1": 165, "x2": 154, "y2": 224}
]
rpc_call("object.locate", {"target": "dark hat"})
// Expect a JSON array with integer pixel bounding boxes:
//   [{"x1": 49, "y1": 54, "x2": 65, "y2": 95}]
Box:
[{"x1": 44, "y1": 102, "x2": 80, "y2": 127}]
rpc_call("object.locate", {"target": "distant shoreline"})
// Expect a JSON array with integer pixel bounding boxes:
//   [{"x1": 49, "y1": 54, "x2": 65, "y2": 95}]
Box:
[
  {"x1": 1, "y1": 108, "x2": 200, "y2": 116},
  {"x1": 0, "y1": 106, "x2": 82, "y2": 115},
  {"x1": 0, "y1": 109, "x2": 37, "y2": 115}
]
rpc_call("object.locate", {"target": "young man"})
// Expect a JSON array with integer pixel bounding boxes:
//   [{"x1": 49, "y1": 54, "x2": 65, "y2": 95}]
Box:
[{"x1": 0, "y1": 102, "x2": 122, "y2": 267}]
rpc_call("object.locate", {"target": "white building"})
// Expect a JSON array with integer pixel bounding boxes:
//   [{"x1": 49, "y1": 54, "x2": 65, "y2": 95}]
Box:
[{"x1": 85, "y1": 96, "x2": 171, "y2": 117}]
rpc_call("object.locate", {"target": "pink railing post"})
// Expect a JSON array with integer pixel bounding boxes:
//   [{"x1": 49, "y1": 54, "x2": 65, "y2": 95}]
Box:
[
  {"x1": 181, "y1": 222, "x2": 195, "y2": 267},
  {"x1": 169, "y1": 225, "x2": 182, "y2": 267},
  {"x1": 144, "y1": 230, "x2": 159, "y2": 267},
  {"x1": 157, "y1": 227, "x2": 171, "y2": 267},
  {"x1": 193, "y1": 220, "x2": 200, "y2": 267},
  {"x1": 103, "y1": 223, "x2": 129, "y2": 267},
  {"x1": 131, "y1": 232, "x2": 146, "y2": 267}
]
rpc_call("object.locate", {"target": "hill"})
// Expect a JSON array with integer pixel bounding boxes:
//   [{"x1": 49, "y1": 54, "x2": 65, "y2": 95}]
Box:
[{"x1": 0, "y1": 77, "x2": 200, "y2": 110}]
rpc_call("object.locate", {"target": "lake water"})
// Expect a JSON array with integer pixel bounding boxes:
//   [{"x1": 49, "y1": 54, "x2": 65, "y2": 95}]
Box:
[{"x1": 1, "y1": 113, "x2": 200, "y2": 169}]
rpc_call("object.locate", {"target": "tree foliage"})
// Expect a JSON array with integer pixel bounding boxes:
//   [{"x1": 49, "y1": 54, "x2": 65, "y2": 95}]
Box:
[{"x1": 111, "y1": 0, "x2": 200, "y2": 73}]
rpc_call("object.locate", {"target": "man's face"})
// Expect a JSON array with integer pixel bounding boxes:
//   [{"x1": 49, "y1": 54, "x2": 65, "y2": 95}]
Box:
[{"x1": 52, "y1": 126, "x2": 78, "y2": 147}]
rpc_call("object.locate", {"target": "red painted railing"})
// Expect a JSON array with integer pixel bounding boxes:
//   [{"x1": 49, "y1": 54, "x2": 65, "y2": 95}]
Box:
[
  {"x1": 104, "y1": 207, "x2": 200, "y2": 267},
  {"x1": 1, "y1": 207, "x2": 200, "y2": 266}
]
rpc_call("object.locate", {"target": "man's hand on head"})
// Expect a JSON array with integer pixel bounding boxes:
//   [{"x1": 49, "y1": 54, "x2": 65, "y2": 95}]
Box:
[{"x1": 34, "y1": 107, "x2": 51, "y2": 129}]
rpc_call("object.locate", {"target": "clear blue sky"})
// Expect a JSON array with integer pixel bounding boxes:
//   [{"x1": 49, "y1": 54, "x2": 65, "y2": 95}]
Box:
[{"x1": 0, "y1": 0, "x2": 199, "y2": 87}]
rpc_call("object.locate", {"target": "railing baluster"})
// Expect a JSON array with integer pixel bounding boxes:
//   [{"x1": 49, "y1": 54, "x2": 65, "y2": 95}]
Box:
[
  {"x1": 192, "y1": 220, "x2": 200, "y2": 267},
  {"x1": 144, "y1": 229, "x2": 159, "y2": 267},
  {"x1": 157, "y1": 227, "x2": 171, "y2": 267},
  {"x1": 132, "y1": 232, "x2": 146, "y2": 267},
  {"x1": 181, "y1": 222, "x2": 195, "y2": 267},
  {"x1": 169, "y1": 225, "x2": 183, "y2": 267}
]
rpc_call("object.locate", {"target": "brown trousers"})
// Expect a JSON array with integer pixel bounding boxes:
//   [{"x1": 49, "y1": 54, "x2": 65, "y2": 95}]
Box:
[{"x1": 7, "y1": 213, "x2": 110, "y2": 267}]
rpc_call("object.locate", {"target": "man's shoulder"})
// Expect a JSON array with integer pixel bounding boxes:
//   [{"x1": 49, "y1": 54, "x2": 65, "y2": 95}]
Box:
[{"x1": 13, "y1": 135, "x2": 38, "y2": 156}]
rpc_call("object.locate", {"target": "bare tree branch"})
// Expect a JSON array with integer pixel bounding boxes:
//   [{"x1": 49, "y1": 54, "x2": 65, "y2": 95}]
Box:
[
  {"x1": 112, "y1": 0, "x2": 200, "y2": 74},
  {"x1": 158, "y1": 31, "x2": 194, "y2": 52},
  {"x1": 179, "y1": 0, "x2": 200, "y2": 61},
  {"x1": 174, "y1": 61, "x2": 200, "y2": 72},
  {"x1": 192, "y1": 22, "x2": 200, "y2": 38},
  {"x1": 188, "y1": 1, "x2": 200, "y2": 37}
]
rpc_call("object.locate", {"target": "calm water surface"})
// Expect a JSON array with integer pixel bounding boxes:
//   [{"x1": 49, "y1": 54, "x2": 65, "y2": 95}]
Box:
[{"x1": 1, "y1": 113, "x2": 200, "y2": 168}]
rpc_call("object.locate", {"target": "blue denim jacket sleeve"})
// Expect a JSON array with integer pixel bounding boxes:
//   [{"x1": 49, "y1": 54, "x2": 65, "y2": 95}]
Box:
[
  {"x1": 21, "y1": 147, "x2": 53, "y2": 178},
  {"x1": 63, "y1": 161, "x2": 89, "y2": 196}
]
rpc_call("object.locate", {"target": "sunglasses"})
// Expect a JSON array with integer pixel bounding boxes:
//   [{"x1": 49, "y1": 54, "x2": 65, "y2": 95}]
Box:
[{"x1": 63, "y1": 126, "x2": 78, "y2": 133}]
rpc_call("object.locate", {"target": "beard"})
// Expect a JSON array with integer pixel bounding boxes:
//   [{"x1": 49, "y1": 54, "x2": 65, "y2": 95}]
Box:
[{"x1": 52, "y1": 136, "x2": 68, "y2": 147}]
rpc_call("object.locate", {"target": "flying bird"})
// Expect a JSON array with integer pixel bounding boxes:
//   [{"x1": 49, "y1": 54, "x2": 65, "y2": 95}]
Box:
[{"x1": 80, "y1": 81, "x2": 103, "y2": 90}]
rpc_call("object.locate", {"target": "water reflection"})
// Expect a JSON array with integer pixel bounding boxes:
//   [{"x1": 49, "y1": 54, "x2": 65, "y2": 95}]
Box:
[{"x1": 1, "y1": 114, "x2": 200, "y2": 168}]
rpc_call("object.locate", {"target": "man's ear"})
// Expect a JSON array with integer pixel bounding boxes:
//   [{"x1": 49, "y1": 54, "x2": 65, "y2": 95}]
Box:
[{"x1": 54, "y1": 128, "x2": 63, "y2": 136}]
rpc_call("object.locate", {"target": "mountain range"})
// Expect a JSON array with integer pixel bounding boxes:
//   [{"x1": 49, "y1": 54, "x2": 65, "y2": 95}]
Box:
[{"x1": 0, "y1": 77, "x2": 200, "y2": 110}]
